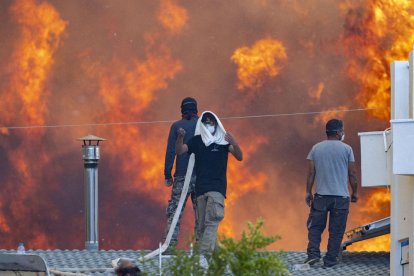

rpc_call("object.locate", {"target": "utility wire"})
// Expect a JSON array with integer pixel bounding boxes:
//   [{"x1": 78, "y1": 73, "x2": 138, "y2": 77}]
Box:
[
  {"x1": 221, "y1": 108, "x2": 379, "y2": 120},
  {"x1": 0, "y1": 107, "x2": 381, "y2": 130}
]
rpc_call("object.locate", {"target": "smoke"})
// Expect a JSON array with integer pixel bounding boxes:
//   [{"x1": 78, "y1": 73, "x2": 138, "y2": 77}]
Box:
[{"x1": 0, "y1": 0, "x2": 396, "y2": 251}]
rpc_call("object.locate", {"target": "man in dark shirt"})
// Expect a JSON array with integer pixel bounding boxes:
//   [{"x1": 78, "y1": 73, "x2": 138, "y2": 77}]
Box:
[
  {"x1": 175, "y1": 111, "x2": 243, "y2": 257},
  {"x1": 163, "y1": 97, "x2": 199, "y2": 251}
]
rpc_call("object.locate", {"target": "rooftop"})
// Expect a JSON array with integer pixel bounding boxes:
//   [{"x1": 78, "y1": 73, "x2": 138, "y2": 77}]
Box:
[{"x1": 0, "y1": 249, "x2": 390, "y2": 275}]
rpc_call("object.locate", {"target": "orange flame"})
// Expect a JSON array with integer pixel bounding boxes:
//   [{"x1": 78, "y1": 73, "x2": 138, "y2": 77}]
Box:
[
  {"x1": 8, "y1": 0, "x2": 67, "y2": 126},
  {"x1": 90, "y1": 2, "x2": 271, "y2": 246},
  {"x1": 0, "y1": 202, "x2": 11, "y2": 233},
  {"x1": 339, "y1": 0, "x2": 410, "y2": 251},
  {"x1": 97, "y1": 45, "x2": 182, "y2": 204},
  {"x1": 0, "y1": 0, "x2": 399, "y2": 252},
  {"x1": 350, "y1": 234, "x2": 390, "y2": 251},
  {"x1": 308, "y1": 82, "x2": 325, "y2": 101},
  {"x1": 219, "y1": 134, "x2": 269, "y2": 237},
  {"x1": 67, "y1": 1, "x2": 189, "y2": 249},
  {"x1": 349, "y1": 189, "x2": 390, "y2": 251},
  {"x1": 231, "y1": 38, "x2": 287, "y2": 90},
  {"x1": 359, "y1": 189, "x2": 391, "y2": 215},
  {"x1": 157, "y1": 0, "x2": 188, "y2": 34},
  {"x1": 341, "y1": 0, "x2": 414, "y2": 120},
  {"x1": 313, "y1": 105, "x2": 349, "y2": 126},
  {"x1": 2, "y1": 0, "x2": 67, "y2": 249}
]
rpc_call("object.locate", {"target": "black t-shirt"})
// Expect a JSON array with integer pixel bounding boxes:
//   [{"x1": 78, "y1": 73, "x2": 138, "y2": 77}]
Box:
[{"x1": 187, "y1": 135, "x2": 230, "y2": 198}]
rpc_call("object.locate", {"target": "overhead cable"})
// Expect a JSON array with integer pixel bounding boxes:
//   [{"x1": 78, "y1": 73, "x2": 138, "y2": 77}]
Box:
[{"x1": 0, "y1": 107, "x2": 381, "y2": 130}]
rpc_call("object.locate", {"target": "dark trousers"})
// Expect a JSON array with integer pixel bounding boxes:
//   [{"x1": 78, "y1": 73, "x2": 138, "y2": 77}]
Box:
[{"x1": 306, "y1": 194, "x2": 349, "y2": 265}]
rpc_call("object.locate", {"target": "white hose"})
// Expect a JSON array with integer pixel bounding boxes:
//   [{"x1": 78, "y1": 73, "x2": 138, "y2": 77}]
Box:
[
  {"x1": 139, "y1": 153, "x2": 195, "y2": 262},
  {"x1": 49, "y1": 269, "x2": 96, "y2": 275}
]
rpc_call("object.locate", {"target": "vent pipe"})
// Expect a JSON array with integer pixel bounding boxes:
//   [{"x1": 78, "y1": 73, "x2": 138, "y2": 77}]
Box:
[{"x1": 78, "y1": 135, "x2": 106, "y2": 251}]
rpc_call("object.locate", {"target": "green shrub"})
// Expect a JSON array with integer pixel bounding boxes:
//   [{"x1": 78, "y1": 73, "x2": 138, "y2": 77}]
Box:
[
  {"x1": 164, "y1": 218, "x2": 289, "y2": 275},
  {"x1": 208, "y1": 218, "x2": 288, "y2": 275},
  {"x1": 163, "y1": 246, "x2": 204, "y2": 275}
]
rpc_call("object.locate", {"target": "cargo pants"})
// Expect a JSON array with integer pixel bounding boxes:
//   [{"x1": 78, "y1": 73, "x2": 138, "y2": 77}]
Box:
[{"x1": 196, "y1": 191, "x2": 225, "y2": 254}]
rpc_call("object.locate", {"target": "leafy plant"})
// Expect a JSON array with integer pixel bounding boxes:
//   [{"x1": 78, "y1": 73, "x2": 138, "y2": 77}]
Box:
[
  {"x1": 163, "y1": 246, "x2": 205, "y2": 276},
  {"x1": 208, "y1": 218, "x2": 288, "y2": 275},
  {"x1": 163, "y1": 218, "x2": 289, "y2": 275}
]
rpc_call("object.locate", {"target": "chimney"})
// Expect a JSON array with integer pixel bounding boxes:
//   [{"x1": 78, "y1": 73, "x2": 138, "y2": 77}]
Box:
[{"x1": 78, "y1": 134, "x2": 106, "y2": 251}]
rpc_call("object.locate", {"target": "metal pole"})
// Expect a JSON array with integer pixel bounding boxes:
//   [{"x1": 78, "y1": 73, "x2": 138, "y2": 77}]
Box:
[{"x1": 82, "y1": 144, "x2": 100, "y2": 251}]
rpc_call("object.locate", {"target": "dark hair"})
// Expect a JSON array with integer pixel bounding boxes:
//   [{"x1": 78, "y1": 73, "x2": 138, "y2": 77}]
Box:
[
  {"x1": 181, "y1": 97, "x2": 198, "y2": 114},
  {"x1": 115, "y1": 260, "x2": 141, "y2": 276},
  {"x1": 115, "y1": 267, "x2": 141, "y2": 276},
  {"x1": 201, "y1": 112, "x2": 217, "y2": 124},
  {"x1": 326, "y1": 119, "x2": 343, "y2": 136}
]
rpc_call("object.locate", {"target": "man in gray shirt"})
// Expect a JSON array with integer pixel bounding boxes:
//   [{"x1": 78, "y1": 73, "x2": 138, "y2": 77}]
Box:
[{"x1": 304, "y1": 119, "x2": 358, "y2": 268}]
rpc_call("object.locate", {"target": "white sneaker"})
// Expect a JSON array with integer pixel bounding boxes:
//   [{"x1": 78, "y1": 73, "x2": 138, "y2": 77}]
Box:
[
  {"x1": 225, "y1": 264, "x2": 232, "y2": 274},
  {"x1": 199, "y1": 255, "x2": 209, "y2": 270}
]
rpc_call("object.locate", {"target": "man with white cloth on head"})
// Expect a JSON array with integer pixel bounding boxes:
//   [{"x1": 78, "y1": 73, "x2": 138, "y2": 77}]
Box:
[{"x1": 175, "y1": 111, "x2": 243, "y2": 256}]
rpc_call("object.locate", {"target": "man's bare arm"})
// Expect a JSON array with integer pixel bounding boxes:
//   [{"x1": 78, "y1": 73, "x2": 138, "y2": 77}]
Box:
[
  {"x1": 175, "y1": 128, "x2": 188, "y2": 155},
  {"x1": 226, "y1": 132, "x2": 243, "y2": 161},
  {"x1": 348, "y1": 161, "x2": 358, "y2": 202},
  {"x1": 305, "y1": 160, "x2": 315, "y2": 206}
]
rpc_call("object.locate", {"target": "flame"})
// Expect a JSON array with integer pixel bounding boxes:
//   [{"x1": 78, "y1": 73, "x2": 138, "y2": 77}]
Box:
[
  {"x1": 92, "y1": 2, "x2": 270, "y2": 246},
  {"x1": 349, "y1": 234, "x2": 390, "y2": 251},
  {"x1": 71, "y1": 1, "x2": 188, "y2": 248},
  {"x1": 308, "y1": 82, "x2": 325, "y2": 100},
  {"x1": 0, "y1": 0, "x2": 67, "y2": 250},
  {"x1": 157, "y1": 0, "x2": 188, "y2": 34},
  {"x1": 339, "y1": 0, "x2": 412, "y2": 251},
  {"x1": 312, "y1": 105, "x2": 349, "y2": 125},
  {"x1": 0, "y1": 202, "x2": 11, "y2": 233},
  {"x1": 340, "y1": 0, "x2": 414, "y2": 120},
  {"x1": 30, "y1": 233, "x2": 52, "y2": 249},
  {"x1": 99, "y1": 47, "x2": 182, "y2": 114},
  {"x1": 231, "y1": 38, "x2": 287, "y2": 90},
  {"x1": 97, "y1": 47, "x2": 182, "y2": 204},
  {"x1": 219, "y1": 134, "x2": 269, "y2": 237},
  {"x1": 0, "y1": 218, "x2": 11, "y2": 233},
  {"x1": 8, "y1": 0, "x2": 67, "y2": 126},
  {"x1": 348, "y1": 189, "x2": 390, "y2": 251},
  {"x1": 0, "y1": 128, "x2": 10, "y2": 135},
  {"x1": 96, "y1": 24, "x2": 184, "y2": 195},
  {"x1": 0, "y1": 0, "x2": 400, "y2": 252},
  {"x1": 359, "y1": 189, "x2": 391, "y2": 215}
]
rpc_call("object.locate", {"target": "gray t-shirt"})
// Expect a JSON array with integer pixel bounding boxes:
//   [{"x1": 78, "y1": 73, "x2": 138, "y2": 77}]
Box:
[{"x1": 307, "y1": 140, "x2": 355, "y2": 197}]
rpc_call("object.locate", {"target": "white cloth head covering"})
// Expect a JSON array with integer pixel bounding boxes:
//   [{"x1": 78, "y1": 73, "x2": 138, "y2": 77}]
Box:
[{"x1": 195, "y1": 111, "x2": 228, "y2": 146}]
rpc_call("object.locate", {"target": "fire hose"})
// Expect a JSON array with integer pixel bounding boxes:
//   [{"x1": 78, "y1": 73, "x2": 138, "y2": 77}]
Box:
[{"x1": 111, "y1": 153, "x2": 195, "y2": 265}]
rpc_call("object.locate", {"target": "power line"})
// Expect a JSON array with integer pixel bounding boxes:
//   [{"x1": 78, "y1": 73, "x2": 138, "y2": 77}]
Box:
[
  {"x1": 221, "y1": 108, "x2": 379, "y2": 120},
  {"x1": 0, "y1": 107, "x2": 381, "y2": 130}
]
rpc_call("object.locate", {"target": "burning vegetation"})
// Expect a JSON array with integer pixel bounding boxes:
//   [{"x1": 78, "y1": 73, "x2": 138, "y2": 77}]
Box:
[{"x1": 0, "y1": 0, "x2": 404, "y2": 252}]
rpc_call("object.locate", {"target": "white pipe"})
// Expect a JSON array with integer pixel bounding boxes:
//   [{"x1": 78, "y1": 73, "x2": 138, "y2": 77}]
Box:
[
  {"x1": 110, "y1": 154, "x2": 195, "y2": 266},
  {"x1": 139, "y1": 154, "x2": 195, "y2": 262},
  {"x1": 49, "y1": 270, "x2": 90, "y2": 276},
  {"x1": 159, "y1": 242, "x2": 162, "y2": 276}
]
